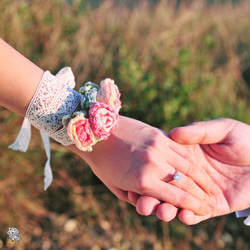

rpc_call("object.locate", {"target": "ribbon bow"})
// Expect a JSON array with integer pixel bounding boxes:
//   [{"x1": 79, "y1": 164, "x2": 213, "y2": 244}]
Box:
[{"x1": 8, "y1": 67, "x2": 76, "y2": 191}]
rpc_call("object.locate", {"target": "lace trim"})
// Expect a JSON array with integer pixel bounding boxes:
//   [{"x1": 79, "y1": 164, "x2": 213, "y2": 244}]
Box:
[
  {"x1": 9, "y1": 67, "x2": 81, "y2": 190},
  {"x1": 26, "y1": 70, "x2": 81, "y2": 145},
  {"x1": 51, "y1": 127, "x2": 73, "y2": 146}
]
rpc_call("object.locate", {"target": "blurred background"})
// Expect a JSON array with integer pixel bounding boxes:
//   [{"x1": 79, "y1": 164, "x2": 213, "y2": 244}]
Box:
[{"x1": 1, "y1": 0, "x2": 250, "y2": 249}]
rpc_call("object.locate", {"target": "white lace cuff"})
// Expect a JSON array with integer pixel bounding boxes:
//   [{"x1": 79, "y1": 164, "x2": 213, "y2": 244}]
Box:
[
  {"x1": 236, "y1": 208, "x2": 250, "y2": 226},
  {"x1": 8, "y1": 67, "x2": 81, "y2": 190}
]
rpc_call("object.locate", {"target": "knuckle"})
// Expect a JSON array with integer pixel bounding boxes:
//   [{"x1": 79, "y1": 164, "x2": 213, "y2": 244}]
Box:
[
  {"x1": 178, "y1": 192, "x2": 190, "y2": 208},
  {"x1": 142, "y1": 127, "x2": 164, "y2": 148},
  {"x1": 130, "y1": 149, "x2": 157, "y2": 193},
  {"x1": 135, "y1": 174, "x2": 152, "y2": 192},
  {"x1": 116, "y1": 192, "x2": 126, "y2": 201},
  {"x1": 184, "y1": 178, "x2": 192, "y2": 192},
  {"x1": 132, "y1": 147, "x2": 155, "y2": 166},
  {"x1": 141, "y1": 150, "x2": 155, "y2": 164},
  {"x1": 186, "y1": 163, "x2": 194, "y2": 178}
]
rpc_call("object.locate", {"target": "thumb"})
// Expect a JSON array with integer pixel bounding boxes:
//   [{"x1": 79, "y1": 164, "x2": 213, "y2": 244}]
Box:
[{"x1": 170, "y1": 118, "x2": 231, "y2": 145}]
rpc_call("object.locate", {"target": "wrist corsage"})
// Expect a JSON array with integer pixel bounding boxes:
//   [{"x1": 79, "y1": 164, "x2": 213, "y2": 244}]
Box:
[{"x1": 62, "y1": 78, "x2": 121, "y2": 151}]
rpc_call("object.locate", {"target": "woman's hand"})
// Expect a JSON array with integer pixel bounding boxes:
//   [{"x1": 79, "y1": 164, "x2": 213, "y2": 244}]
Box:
[
  {"x1": 137, "y1": 118, "x2": 250, "y2": 224},
  {"x1": 68, "y1": 116, "x2": 216, "y2": 216}
]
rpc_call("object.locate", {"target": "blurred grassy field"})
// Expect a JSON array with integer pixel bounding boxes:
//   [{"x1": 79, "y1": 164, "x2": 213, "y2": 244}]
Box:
[{"x1": 1, "y1": 0, "x2": 250, "y2": 249}]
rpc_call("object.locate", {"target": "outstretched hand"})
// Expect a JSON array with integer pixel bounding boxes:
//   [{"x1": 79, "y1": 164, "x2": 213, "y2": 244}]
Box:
[{"x1": 136, "y1": 118, "x2": 250, "y2": 224}]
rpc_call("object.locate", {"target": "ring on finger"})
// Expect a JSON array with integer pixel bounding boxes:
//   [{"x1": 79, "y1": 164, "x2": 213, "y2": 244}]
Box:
[{"x1": 173, "y1": 170, "x2": 181, "y2": 181}]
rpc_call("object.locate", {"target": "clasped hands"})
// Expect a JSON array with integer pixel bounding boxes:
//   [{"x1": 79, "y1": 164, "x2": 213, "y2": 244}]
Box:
[
  {"x1": 69, "y1": 117, "x2": 250, "y2": 225},
  {"x1": 1, "y1": 38, "x2": 248, "y2": 225}
]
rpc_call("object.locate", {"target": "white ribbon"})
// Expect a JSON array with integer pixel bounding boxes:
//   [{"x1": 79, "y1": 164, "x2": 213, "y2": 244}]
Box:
[
  {"x1": 40, "y1": 131, "x2": 52, "y2": 191},
  {"x1": 8, "y1": 67, "x2": 78, "y2": 191},
  {"x1": 236, "y1": 208, "x2": 250, "y2": 226},
  {"x1": 8, "y1": 117, "x2": 31, "y2": 152}
]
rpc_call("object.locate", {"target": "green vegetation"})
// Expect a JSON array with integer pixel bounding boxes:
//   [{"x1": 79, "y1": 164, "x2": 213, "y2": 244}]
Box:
[{"x1": 1, "y1": 0, "x2": 250, "y2": 249}]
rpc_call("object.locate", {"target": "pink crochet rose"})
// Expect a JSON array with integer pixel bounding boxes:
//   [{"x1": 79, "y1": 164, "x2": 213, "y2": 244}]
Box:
[
  {"x1": 96, "y1": 78, "x2": 121, "y2": 113},
  {"x1": 67, "y1": 116, "x2": 96, "y2": 151},
  {"x1": 89, "y1": 102, "x2": 119, "y2": 140}
]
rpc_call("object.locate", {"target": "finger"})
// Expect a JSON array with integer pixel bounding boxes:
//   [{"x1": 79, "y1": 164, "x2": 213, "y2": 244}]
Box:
[
  {"x1": 156, "y1": 204, "x2": 211, "y2": 225},
  {"x1": 127, "y1": 191, "x2": 140, "y2": 204},
  {"x1": 108, "y1": 185, "x2": 136, "y2": 206},
  {"x1": 170, "y1": 118, "x2": 232, "y2": 145},
  {"x1": 146, "y1": 180, "x2": 213, "y2": 216},
  {"x1": 141, "y1": 129, "x2": 215, "y2": 198},
  {"x1": 178, "y1": 209, "x2": 211, "y2": 225},
  {"x1": 134, "y1": 149, "x2": 216, "y2": 215},
  {"x1": 177, "y1": 159, "x2": 216, "y2": 197},
  {"x1": 136, "y1": 196, "x2": 162, "y2": 216},
  {"x1": 166, "y1": 171, "x2": 211, "y2": 202},
  {"x1": 163, "y1": 149, "x2": 217, "y2": 197},
  {"x1": 165, "y1": 167, "x2": 218, "y2": 214},
  {"x1": 155, "y1": 203, "x2": 179, "y2": 222}
]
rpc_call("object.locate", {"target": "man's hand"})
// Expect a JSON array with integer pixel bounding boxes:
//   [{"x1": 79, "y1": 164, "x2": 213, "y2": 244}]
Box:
[{"x1": 136, "y1": 118, "x2": 250, "y2": 225}]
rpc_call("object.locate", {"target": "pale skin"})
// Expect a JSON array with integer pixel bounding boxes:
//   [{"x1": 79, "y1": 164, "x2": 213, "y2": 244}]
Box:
[
  {"x1": 3, "y1": 38, "x2": 250, "y2": 225},
  {"x1": 136, "y1": 118, "x2": 250, "y2": 225},
  {"x1": 0, "y1": 38, "x2": 216, "y2": 216}
]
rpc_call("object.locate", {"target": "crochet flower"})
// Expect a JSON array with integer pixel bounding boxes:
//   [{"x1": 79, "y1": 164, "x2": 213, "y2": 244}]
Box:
[
  {"x1": 89, "y1": 102, "x2": 119, "y2": 140},
  {"x1": 96, "y1": 78, "x2": 121, "y2": 113},
  {"x1": 80, "y1": 89, "x2": 97, "y2": 110},
  {"x1": 79, "y1": 81, "x2": 99, "y2": 96},
  {"x1": 67, "y1": 115, "x2": 96, "y2": 151}
]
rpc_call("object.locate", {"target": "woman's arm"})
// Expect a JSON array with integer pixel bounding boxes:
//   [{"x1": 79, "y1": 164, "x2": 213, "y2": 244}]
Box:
[
  {"x1": 0, "y1": 38, "x2": 44, "y2": 116},
  {"x1": 0, "y1": 38, "x2": 216, "y2": 218}
]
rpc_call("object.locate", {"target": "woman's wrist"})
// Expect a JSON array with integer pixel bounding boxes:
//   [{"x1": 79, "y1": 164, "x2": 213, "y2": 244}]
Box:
[
  {"x1": 67, "y1": 115, "x2": 150, "y2": 167},
  {"x1": 9, "y1": 66, "x2": 123, "y2": 190},
  {"x1": 0, "y1": 39, "x2": 44, "y2": 116},
  {"x1": 62, "y1": 78, "x2": 121, "y2": 152}
]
